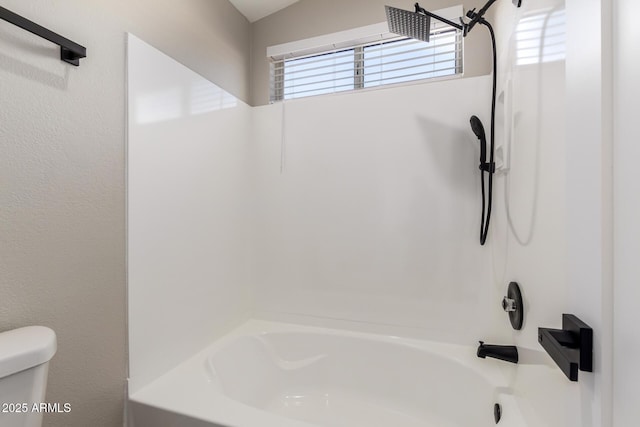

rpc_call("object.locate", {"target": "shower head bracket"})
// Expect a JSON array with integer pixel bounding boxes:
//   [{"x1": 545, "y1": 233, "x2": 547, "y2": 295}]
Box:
[{"x1": 462, "y1": 0, "x2": 522, "y2": 36}]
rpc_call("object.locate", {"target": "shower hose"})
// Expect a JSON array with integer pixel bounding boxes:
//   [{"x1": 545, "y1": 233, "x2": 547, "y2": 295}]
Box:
[{"x1": 480, "y1": 20, "x2": 497, "y2": 246}]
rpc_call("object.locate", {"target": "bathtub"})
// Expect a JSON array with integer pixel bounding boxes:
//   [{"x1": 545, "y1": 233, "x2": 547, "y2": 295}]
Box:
[{"x1": 129, "y1": 320, "x2": 528, "y2": 427}]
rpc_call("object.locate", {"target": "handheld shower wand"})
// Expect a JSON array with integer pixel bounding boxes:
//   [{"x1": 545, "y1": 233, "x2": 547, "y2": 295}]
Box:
[
  {"x1": 385, "y1": 0, "x2": 521, "y2": 245},
  {"x1": 470, "y1": 115, "x2": 495, "y2": 246},
  {"x1": 470, "y1": 115, "x2": 487, "y2": 168}
]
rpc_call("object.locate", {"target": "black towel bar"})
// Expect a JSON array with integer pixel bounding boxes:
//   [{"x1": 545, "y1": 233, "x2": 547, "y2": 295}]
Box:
[
  {"x1": 538, "y1": 314, "x2": 593, "y2": 382},
  {"x1": 0, "y1": 6, "x2": 86, "y2": 66}
]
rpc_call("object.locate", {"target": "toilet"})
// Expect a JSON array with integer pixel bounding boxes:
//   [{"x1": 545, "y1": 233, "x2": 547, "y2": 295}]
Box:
[{"x1": 0, "y1": 326, "x2": 57, "y2": 427}]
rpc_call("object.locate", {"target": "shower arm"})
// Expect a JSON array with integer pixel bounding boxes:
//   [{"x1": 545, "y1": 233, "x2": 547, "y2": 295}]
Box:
[
  {"x1": 464, "y1": 0, "x2": 524, "y2": 36},
  {"x1": 413, "y1": 3, "x2": 463, "y2": 31},
  {"x1": 415, "y1": 0, "x2": 511, "y2": 37}
]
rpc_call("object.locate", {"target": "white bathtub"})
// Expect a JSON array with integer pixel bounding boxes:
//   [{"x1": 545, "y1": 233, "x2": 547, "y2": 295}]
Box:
[{"x1": 129, "y1": 320, "x2": 528, "y2": 427}]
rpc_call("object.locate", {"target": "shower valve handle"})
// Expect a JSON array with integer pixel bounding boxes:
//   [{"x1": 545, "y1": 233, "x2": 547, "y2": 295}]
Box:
[{"x1": 502, "y1": 297, "x2": 517, "y2": 312}]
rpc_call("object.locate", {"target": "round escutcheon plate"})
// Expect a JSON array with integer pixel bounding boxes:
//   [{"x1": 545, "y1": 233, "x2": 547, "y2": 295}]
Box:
[{"x1": 506, "y1": 282, "x2": 523, "y2": 330}]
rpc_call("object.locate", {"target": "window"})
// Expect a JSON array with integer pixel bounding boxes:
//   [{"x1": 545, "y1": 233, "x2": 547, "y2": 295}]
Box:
[
  {"x1": 280, "y1": 48, "x2": 356, "y2": 99},
  {"x1": 269, "y1": 8, "x2": 463, "y2": 103},
  {"x1": 362, "y1": 31, "x2": 461, "y2": 88}
]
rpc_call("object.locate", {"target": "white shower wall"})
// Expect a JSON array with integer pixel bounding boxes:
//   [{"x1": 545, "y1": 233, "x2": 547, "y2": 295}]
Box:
[
  {"x1": 251, "y1": 78, "x2": 500, "y2": 343},
  {"x1": 492, "y1": 0, "x2": 569, "y2": 360},
  {"x1": 490, "y1": 1, "x2": 572, "y2": 425},
  {"x1": 127, "y1": 35, "x2": 253, "y2": 394},
  {"x1": 127, "y1": 39, "x2": 503, "y2": 394},
  {"x1": 249, "y1": 3, "x2": 573, "y2": 422},
  {"x1": 128, "y1": 18, "x2": 571, "y2": 415}
]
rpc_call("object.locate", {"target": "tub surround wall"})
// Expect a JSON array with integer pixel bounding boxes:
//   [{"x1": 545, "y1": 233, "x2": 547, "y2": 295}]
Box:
[
  {"x1": 493, "y1": 0, "x2": 616, "y2": 425},
  {"x1": 492, "y1": 0, "x2": 569, "y2": 358},
  {"x1": 490, "y1": 1, "x2": 572, "y2": 425},
  {"x1": 0, "y1": 1, "x2": 250, "y2": 426},
  {"x1": 127, "y1": 35, "x2": 253, "y2": 394},
  {"x1": 251, "y1": 77, "x2": 500, "y2": 344},
  {"x1": 127, "y1": 41, "x2": 498, "y2": 368}
]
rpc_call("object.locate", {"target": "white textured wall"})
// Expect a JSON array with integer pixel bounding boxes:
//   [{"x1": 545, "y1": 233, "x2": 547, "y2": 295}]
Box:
[
  {"x1": 251, "y1": 77, "x2": 499, "y2": 344},
  {"x1": 0, "y1": 1, "x2": 250, "y2": 426},
  {"x1": 127, "y1": 34, "x2": 252, "y2": 394}
]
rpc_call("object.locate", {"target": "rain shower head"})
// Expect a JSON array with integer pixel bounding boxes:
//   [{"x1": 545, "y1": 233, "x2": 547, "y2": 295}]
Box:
[
  {"x1": 385, "y1": 5, "x2": 432, "y2": 42},
  {"x1": 385, "y1": 3, "x2": 464, "y2": 42}
]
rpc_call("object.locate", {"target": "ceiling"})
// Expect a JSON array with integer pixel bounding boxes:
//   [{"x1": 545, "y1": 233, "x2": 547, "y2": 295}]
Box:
[{"x1": 229, "y1": 0, "x2": 301, "y2": 23}]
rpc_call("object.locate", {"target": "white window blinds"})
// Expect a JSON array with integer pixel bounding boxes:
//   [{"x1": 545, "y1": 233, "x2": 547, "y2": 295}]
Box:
[{"x1": 269, "y1": 7, "x2": 463, "y2": 103}]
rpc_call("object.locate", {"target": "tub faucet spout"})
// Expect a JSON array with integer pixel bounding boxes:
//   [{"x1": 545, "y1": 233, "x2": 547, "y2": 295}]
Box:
[{"x1": 477, "y1": 341, "x2": 518, "y2": 364}]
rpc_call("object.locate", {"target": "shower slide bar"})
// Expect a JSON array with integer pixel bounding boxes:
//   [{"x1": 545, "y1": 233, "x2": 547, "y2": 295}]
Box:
[{"x1": 0, "y1": 6, "x2": 86, "y2": 66}]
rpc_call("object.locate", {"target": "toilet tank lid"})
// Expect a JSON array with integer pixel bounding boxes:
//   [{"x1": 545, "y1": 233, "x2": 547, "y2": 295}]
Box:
[{"x1": 0, "y1": 326, "x2": 57, "y2": 379}]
